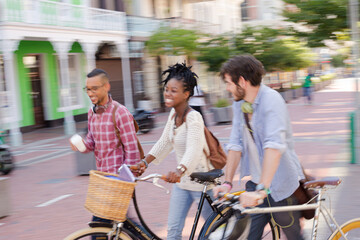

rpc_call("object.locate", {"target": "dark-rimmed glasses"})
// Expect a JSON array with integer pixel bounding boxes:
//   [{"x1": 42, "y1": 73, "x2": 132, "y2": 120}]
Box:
[{"x1": 83, "y1": 84, "x2": 104, "y2": 93}]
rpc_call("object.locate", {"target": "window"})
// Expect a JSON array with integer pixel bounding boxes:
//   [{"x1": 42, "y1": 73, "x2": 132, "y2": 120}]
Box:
[
  {"x1": 56, "y1": 54, "x2": 84, "y2": 108},
  {"x1": 241, "y1": 0, "x2": 249, "y2": 21},
  {"x1": 0, "y1": 55, "x2": 10, "y2": 123},
  {"x1": 133, "y1": 71, "x2": 144, "y2": 94}
]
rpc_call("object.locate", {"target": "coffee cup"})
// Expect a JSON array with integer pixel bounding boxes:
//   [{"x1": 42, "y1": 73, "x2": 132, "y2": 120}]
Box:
[{"x1": 70, "y1": 134, "x2": 86, "y2": 152}]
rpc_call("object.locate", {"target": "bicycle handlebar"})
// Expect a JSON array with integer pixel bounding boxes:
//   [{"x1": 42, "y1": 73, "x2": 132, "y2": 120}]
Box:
[
  {"x1": 135, "y1": 173, "x2": 170, "y2": 194},
  {"x1": 135, "y1": 173, "x2": 167, "y2": 182}
]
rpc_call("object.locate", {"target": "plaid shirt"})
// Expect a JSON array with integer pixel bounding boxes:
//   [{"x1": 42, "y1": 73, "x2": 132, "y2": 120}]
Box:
[{"x1": 84, "y1": 99, "x2": 140, "y2": 174}]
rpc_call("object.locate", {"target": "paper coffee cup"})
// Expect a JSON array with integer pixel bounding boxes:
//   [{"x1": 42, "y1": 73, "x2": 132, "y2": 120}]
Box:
[{"x1": 70, "y1": 134, "x2": 86, "y2": 152}]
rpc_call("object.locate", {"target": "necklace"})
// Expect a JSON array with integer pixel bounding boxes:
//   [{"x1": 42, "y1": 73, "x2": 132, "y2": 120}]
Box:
[{"x1": 173, "y1": 106, "x2": 190, "y2": 130}]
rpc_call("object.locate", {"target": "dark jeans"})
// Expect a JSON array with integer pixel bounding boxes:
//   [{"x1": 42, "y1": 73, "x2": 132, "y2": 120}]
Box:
[
  {"x1": 245, "y1": 181, "x2": 304, "y2": 240},
  {"x1": 303, "y1": 87, "x2": 312, "y2": 103}
]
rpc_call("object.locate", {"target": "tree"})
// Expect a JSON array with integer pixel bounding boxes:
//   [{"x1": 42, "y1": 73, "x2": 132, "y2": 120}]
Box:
[
  {"x1": 145, "y1": 26, "x2": 200, "y2": 61},
  {"x1": 197, "y1": 35, "x2": 231, "y2": 72},
  {"x1": 282, "y1": 0, "x2": 348, "y2": 47},
  {"x1": 235, "y1": 26, "x2": 315, "y2": 72}
]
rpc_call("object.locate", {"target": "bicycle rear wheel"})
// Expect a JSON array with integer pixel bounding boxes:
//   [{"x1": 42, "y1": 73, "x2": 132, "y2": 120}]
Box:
[
  {"x1": 64, "y1": 227, "x2": 133, "y2": 240},
  {"x1": 328, "y1": 218, "x2": 360, "y2": 240},
  {"x1": 198, "y1": 207, "x2": 279, "y2": 239}
]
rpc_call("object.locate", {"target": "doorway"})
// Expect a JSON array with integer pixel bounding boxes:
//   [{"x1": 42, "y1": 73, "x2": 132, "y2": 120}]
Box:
[{"x1": 23, "y1": 55, "x2": 45, "y2": 127}]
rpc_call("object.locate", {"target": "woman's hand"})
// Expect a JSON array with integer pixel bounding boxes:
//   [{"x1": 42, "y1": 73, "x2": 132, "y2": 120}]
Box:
[
  {"x1": 165, "y1": 170, "x2": 182, "y2": 183},
  {"x1": 128, "y1": 160, "x2": 147, "y2": 176}
]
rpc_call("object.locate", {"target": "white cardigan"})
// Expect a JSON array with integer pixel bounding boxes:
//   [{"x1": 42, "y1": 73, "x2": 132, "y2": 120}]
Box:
[{"x1": 149, "y1": 108, "x2": 213, "y2": 191}]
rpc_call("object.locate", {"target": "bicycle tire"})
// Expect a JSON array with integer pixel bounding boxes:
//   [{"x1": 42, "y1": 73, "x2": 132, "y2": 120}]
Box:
[
  {"x1": 328, "y1": 218, "x2": 360, "y2": 240},
  {"x1": 198, "y1": 207, "x2": 279, "y2": 240},
  {"x1": 64, "y1": 227, "x2": 133, "y2": 240}
]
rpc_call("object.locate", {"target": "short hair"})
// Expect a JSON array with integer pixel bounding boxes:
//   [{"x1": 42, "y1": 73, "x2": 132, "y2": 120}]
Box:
[
  {"x1": 220, "y1": 55, "x2": 265, "y2": 86},
  {"x1": 87, "y1": 68, "x2": 109, "y2": 84},
  {"x1": 161, "y1": 62, "x2": 198, "y2": 98}
]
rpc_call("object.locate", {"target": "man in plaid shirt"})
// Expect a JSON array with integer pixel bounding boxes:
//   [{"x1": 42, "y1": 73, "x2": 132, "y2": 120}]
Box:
[
  {"x1": 70, "y1": 68, "x2": 141, "y2": 173},
  {"x1": 70, "y1": 69, "x2": 141, "y2": 232}
]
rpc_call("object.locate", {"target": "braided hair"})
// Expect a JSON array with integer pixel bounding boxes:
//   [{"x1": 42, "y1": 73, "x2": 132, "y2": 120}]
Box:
[{"x1": 162, "y1": 62, "x2": 198, "y2": 98}]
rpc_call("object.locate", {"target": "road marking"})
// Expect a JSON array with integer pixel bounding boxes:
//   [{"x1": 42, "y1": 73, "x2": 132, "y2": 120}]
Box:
[
  {"x1": 36, "y1": 194, "x2": 74, "y2": 208},
  {"x1": 16, "y1": 150, "x2": 72, "y2": 167},
  {"x1": 0, "y1": 223, "x2": 4, "y2": 226}
]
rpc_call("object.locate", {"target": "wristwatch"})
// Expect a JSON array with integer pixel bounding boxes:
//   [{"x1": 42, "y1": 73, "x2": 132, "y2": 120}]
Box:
[
  {"x1": 256, "y1": 183, "x2": 271, "y2": 195},
  {"x1": 176, "y1": 165, "x2": 186, "y2": 174}
]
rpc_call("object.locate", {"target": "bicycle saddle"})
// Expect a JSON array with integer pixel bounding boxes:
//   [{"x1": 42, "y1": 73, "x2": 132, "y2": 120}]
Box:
[{"x1": 190, "y1": 169, "x2": 224, "y2": 183}]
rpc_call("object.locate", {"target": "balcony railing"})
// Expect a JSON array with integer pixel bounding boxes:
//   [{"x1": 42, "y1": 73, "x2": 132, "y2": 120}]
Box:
[
  {"x1": 127, "y1": 16, "x2": 166, "y2": 37},
  {"x1": 0, "y1": 0, "x2": 126, "y2": 32},
  {"x1": 126, "y1": 16, "x2": 221, "y2": 38}
]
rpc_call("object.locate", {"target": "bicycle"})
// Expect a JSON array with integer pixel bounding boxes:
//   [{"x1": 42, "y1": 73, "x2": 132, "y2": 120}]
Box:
[
  {"x1": 64, "y1": 169, "x2": 278, "y2": 240},
  {"x1": 206, "y1": 176, "x2": 360, "y2": 240}
]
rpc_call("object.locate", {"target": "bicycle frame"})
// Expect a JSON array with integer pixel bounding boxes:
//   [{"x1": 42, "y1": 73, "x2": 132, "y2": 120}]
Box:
[
  {"x1": 121, "y1": 174, "x2": 220, "y2": 240},
  {"x1": 234, "y1": 187, "x2": 349, "y2": 240}
]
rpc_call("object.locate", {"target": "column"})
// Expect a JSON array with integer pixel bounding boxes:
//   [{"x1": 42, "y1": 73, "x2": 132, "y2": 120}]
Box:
[
  {"x1": 53, "y1": 41, "x2": 76, "y2": 135},
  {"x1": 117, "y1": 41, "x2": 134, "y2": 112},
  {"x1": 1, "y1": 40, "x2": 22, "y2": 146},
  {"x1": 82, "y1": 42, "x2": 98, "y2": 73},
  {"x1": 82, "y1": 42, "x2": 98, "y2": 108}
]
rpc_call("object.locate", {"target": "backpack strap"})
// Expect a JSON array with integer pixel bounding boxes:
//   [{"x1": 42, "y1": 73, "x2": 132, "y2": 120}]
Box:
[
  {"x1": 244, "y1": 112, "x2": 254, "y2": 141},
  {"x1": 112, "y1": 104, "x2": 145, "y2": 159},
  {"x1": 112, "y1": 105, "x2": 122, "y2": 149}
]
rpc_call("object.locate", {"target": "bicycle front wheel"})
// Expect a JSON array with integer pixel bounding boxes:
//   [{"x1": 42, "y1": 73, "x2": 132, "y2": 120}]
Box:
[
  {"x1": 328, "y1": 218, "x2": 360, "y2": 240},
  {"x1": 64, "y1": 227, "x2": 133, "y2": 240}
]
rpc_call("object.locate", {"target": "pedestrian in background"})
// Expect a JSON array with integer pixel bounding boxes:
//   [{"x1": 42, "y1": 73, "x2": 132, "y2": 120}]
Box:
[
  {"x1": 189, "y1": 85, "x2": 207, "y2": 126},
  {"x1": 303, "y1": 72, "x2": 313, "y2": 104},
  {"x1": 132, "y1": 62, "x2": 214, "y2": 240},
  {"x1": 69, "y1": 68, "x2": 141, "y2": 231},
  {"x1": 214, "y1": 55, "x2": 305, "y2": 240}
]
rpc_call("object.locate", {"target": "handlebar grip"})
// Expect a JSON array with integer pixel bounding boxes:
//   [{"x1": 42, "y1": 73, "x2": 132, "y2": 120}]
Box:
[{"x1": 161, "y1": 175, "x2": 180, "y2": 183}]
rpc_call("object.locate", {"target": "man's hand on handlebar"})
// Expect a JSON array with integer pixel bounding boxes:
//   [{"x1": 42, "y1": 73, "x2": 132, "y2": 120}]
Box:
[
  {"x1": 239, "y1": 191, "x2": 265, "y2": 207},
  {"x1": 213, "y1": 184, "x2": 231, "y2": 198}
]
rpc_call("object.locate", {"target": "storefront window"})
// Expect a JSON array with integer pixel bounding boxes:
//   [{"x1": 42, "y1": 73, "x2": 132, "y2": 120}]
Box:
[{"x1": 56, "y1": 53, "x2": 84, "y2": 108}]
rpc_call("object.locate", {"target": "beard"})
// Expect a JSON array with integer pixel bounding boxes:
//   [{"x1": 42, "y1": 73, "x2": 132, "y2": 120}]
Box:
[{"x1": 233, "y1": 85, "x2": 245, "y2": 101}]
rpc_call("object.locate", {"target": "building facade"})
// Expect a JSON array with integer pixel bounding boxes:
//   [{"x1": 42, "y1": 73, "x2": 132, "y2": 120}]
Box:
[{"x1": 0, "y1": 0, "x2": 132, "y2": 146}]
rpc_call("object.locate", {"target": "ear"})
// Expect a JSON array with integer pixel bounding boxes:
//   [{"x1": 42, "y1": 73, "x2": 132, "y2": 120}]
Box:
[
  {"x1": 184, "y1": 90, "x2": 190, "y2": 100},
  {"x1": 239, "y1": 76, "x2": 246, "y2": 88},
  {"x1": 104, "y1": 82, "x2": 111, "y2": 92}
]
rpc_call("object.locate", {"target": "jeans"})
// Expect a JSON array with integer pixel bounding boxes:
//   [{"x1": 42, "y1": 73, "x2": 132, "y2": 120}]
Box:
[
  {"x1": 246, "y1": 181, "x2": 304, "y2": 240},
  {"x1": 167, "y1": 184, "x2": 213, "y2": 240},
  {"x1": 303, "y1": 87, "x2": 312, "y2": 103}
]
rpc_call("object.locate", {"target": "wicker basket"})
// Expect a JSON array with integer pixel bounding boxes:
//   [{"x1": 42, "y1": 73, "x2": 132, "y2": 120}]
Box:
[{"x1": 84, "y1": 170, "x2": 136, "y2": 222}]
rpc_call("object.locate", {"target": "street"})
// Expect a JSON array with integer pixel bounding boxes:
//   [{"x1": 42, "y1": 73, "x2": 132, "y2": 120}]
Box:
[{"x1": 1, "y1": 78, "x2": 360, "y2": 239}]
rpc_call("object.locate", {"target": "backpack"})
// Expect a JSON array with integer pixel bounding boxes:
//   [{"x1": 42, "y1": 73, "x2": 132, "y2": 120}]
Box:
[
  {"x1": 172, "y1": 110, "x2": 227, "y2": 169},
  {"x1": 112, "y1": 105, "x2": 145, "y2": 159},
  {"x1": 203, "y1": 126, "x2": 227, "y2": 169}
]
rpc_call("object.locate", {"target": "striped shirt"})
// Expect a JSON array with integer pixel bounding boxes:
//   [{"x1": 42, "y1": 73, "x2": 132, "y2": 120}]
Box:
[{"x1": 84, "y1": 99, "x2": 140, "y2": 174}]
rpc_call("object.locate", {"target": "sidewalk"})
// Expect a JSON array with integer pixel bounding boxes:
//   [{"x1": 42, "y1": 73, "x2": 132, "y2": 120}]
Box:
[{"x1": 1, "y1": 78, "x2": 360, "y2": 240}]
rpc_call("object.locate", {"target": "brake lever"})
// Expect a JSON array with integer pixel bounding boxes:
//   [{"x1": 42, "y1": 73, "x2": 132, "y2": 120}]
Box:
[{"x1": 153, "y1": 177, "x2": 170, "y2": 194}]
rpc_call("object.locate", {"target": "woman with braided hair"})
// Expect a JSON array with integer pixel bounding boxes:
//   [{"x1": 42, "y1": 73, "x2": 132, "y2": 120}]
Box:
[{"x1": 132, "y1": 62, "x2": 214, "y2": 239}]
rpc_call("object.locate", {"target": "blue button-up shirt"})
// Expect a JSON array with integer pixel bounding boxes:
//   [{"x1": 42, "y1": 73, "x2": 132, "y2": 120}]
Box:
[{"x1": 226, "y1": 84, "x2": 304, "y2": 201}]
